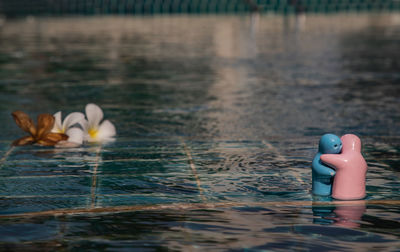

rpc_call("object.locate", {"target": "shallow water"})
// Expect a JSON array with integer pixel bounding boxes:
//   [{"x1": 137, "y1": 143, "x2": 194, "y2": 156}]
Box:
[{"x1": 0, "y1": 14, "x2": 399, "y2": 250}]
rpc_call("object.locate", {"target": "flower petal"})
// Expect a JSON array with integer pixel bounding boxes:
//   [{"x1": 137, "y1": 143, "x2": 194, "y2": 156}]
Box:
[
  {"x1": 55, "y1": 140, "x2": 81, "y2": 148},
  {"x1": 62, "y1": 112, "x2": 85, "y2": 131},
  {"x1": 65, "y1": 128, "x2": 84, "y2": 144},
  {"x1": 81, "y1": 119, "x2": 90, "y2": 141},
  {"x1": 85, "y1": 103, "x2": 103, "y2": 129},
  {"x1": 36, "y1": 114, "x2": 55, "y2": 139},
  {"x1": 96, "y1": 120, "x2": 116, "y2": 141},
  {"x1": 11, "y1": 111, "x2": 36, "y2": 136},
  {"x1": 12, "y1": 135, "x2": 34, "y2": 146},
  {"x1": 51, "y1": 111, "x2": 63, "y2": 133}
]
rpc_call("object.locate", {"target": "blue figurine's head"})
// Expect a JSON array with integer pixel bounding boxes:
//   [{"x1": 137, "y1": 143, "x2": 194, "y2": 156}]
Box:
[{"x1": 318, "y1": 134, "x2": 342, "y2": 154}]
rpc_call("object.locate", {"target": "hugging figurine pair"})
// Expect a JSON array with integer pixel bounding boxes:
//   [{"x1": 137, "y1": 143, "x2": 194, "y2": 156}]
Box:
[{"x1": 312, "y1": 134, "x2": 367, "y2": 200}]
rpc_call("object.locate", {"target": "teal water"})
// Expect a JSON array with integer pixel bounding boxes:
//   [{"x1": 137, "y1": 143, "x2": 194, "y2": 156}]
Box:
[{"x1": 0, "y1": 14, "x2": 399, "y2": 250}]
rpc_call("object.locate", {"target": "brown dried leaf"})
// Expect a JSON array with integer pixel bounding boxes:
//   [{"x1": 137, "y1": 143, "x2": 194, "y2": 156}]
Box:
[
  {"x1": 12, "y1": 111, "x2": 68, "y2": 147},
  {"x1": 12, "y1": 136, "x2": 35, "y2": 146},
  {"x1": 45, "y1": 132, "x2": 68, "y2": 142},
  {"x1": 36, "y1": 138, "x2": 58, "y2": 146},
  {"x1": 11, "y1": 111, "x2": 37, "y2": 136},
  {"x1": 36, "y1": 114, "x2": 55, "y2": 139}
]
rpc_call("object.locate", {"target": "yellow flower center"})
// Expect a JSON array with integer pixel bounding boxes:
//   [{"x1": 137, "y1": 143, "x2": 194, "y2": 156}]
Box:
[
  {"x1": 89, "y1": 128, "x2": 98, "y2": 139},
  {"x1": 54, "y1": 127, "x2": 64, "y2": 134}
]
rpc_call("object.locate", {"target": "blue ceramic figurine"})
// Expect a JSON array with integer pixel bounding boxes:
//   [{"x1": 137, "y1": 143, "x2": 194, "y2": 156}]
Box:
[{"x1": 312, "y1": 133, "x2": 342, "y2": 196}]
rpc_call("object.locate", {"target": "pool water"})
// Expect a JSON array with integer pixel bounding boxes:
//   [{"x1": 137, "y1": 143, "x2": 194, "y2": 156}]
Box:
[{"x1": 0, "y1": 14, "x2": 399, "y2": 250}]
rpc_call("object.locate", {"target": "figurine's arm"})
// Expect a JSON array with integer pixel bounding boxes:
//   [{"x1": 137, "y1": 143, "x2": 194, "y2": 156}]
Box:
[
  {"x1": 312, "y1": 156, "x2": 336, "y2": 176},
  {"x1": 320, "y1": 154, "x2": 345, "y2": 170}
]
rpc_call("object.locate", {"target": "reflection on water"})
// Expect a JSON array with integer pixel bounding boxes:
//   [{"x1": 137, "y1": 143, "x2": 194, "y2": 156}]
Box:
[
  {"x1": 312, "y1": 200, "x2": 367, "y2": 228},
  {"x1": 0, "y1": 205, "x2": 399, "y2": 250},
  {"x1": 334, "y1": 203, "x2": 366, "y2": 228},
  {"x1": 0, "y1": 14, "x2": 399, "y2": 250}
]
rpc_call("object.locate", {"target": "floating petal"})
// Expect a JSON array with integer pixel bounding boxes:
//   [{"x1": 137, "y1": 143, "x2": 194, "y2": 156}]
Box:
[
  {"x1": 63, "y1": 112, "x2": 85, "y2": 132},
  {"x1": 66, "y1": 128, "x2": 84, "y2": 144},
  {"x1": 85, "y1": 103, "x2": 103, "y2": 130},
  {"x1": 52, "y1": 111, "x2": 63, "y2": 133},
  {"x1": 96, "y1": 120, "x2": 116, "y2": 141},
  {"x1": 55, "y1": 141, "x2": 81, "y2": 148},
  {"x1": 81, "y1": 121, "x2": 91, "y2": 142}
]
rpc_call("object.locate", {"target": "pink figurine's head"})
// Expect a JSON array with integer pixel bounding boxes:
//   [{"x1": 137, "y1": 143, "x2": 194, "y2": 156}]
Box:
[{"x1": 341, "y1": 134, "x2": 361, "y2": 153}]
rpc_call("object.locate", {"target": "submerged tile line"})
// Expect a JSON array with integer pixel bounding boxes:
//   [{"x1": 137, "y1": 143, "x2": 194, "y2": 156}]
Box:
[
  {"x1": 0, "y1": 192, "x2": 189, "y2": 199},
  {"x1": 2, "y1": 174, "x2": 92, "y2": 179},
  {"x1": 0, "y1": 145, "x2": 15, "y2": 167},
  {"x1": 0, "y1": 194, "x2": 87, "y2": 199},
  {"x1": 1, "y1": 200, "x2": 399, "y2": 219},
  {"x1": 181, "y1": 139, "x2": 206, "y2": 202},
  {"x1": 130, "y1": 121, "x2": 154, "y2": 132},
  {"x1": 261, "y1": 140, "x2": 306, "y2": 185},
  {"x1": 1, "y1": 171, "x2": 191, "y2": 179},
  {"x1": 130, "y1": 121, "x2": 171, "y2": 135},
  {"x1": 90, "y1": 146, "x2": 102, "y2": 209},
  {"x1": 4, "y1": 157, "x2": 186, "y2": 164},
  {"x1": 261, "y1": 140, "x2": 286, "y2": 162}
]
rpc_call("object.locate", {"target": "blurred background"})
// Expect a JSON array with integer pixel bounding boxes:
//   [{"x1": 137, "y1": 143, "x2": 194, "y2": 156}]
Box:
[{"x1": 0, "y1": 0, "x2": 399, "y2": 16}]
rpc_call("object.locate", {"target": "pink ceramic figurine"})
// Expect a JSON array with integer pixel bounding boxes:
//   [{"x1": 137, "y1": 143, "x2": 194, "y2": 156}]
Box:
[{"x1": 320, "y1": 134, "x2": 367, "y2": 200}]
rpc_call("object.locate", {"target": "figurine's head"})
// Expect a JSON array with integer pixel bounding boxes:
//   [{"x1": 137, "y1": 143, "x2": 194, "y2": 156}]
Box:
[
  {"x1": 319, "y1": 134, "x2": 342, "y2": 154},
  {"x1": 341, "y1": 134, "x2": 361, "y2": 153}
]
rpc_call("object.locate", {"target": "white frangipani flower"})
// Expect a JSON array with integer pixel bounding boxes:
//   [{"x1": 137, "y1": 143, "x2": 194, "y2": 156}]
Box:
[
  {"x1": 83, "y1": 103, "x2": 116, "y2": 142},
  {"x1": 52, "y1": 111, "x2": 85, "y2": 145}
]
